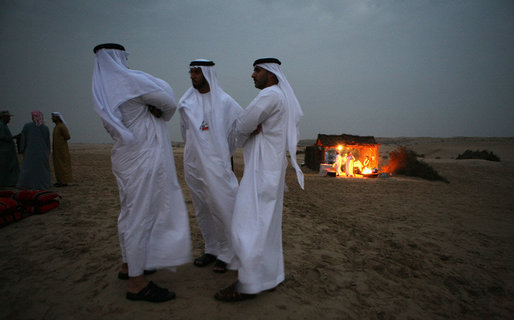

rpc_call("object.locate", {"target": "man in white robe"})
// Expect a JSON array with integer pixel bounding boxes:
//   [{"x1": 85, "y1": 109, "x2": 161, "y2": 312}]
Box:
[
  {"x1": 92, "y1": 43, "x2": 191, "y2": 303},
  {"x1": 215, "y1": 58, "x2": 304, "y2": 301},
  {"x1": 346, "y1": 152, "x2": 355, "y2": 176},
  {"x1": 333, "y1": 152, "x2": 344, "y2": 176},
  {"x1": 179, "y1": 59, "x2": 242, "y2": 273}
]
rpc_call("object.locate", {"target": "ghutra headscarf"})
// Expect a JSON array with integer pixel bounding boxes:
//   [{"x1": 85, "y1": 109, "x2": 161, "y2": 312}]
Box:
[
  {"x1": 51, "y1": 112, "x2": 69, "y2": 131},
  {"x1": 91, "y1": 43, "x2": 174, "y2": 144},
  {"x1": 31, "y1": 110, "x2": 44, "y2": 127},
  {"x1": 179, "y1": 59, "x2": 241, "y2": 155}
]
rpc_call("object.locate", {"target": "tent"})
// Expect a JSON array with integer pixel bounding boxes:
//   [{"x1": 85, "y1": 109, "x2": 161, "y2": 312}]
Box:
[{"x1": 304, "y1": 133, "x2": 380, "y2": 172}]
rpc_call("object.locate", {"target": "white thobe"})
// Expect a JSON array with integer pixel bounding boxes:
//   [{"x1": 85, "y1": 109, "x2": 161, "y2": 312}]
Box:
[
  {"x1": 333, "y1": 154, "x2": 344, "y2": 176},
  {"x1": 114, "y1": 91, "x2": 191, "y2": 276},
  {"x1": 232, "y1": 85, "x2": 288, "y2": 294},
  {"x1": 345, "y1": 154, "x2": 354, "y2": 176},
  {"x1": 179, "y1": 91, "x2": 241, "y2": 264}
]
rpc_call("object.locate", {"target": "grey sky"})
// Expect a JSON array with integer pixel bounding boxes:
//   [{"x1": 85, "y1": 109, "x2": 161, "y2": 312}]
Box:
[{"x1": 1, "y1": 0, "x2": 513, "y2": 143}]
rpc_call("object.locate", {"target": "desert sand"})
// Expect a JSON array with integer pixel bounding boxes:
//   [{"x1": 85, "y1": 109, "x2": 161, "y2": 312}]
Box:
[{"x1": 1, "y1": 137, "x2": 513, "y2": 319}]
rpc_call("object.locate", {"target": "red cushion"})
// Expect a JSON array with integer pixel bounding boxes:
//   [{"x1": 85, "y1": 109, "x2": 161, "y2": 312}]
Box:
[
  {"x1": 0, "y1": 211, "x2": 25, "y2": 228},
  {"x1": 0, "y1": 198, "x2": 18, "y2": 213},
  {"x1": 14, "y1": 190, "x2": 60, "y2": 204},
  {"x1": 0, "y1": 190, "x2": 15, "y2": 198},
  {"x1": 23, "y1": 200, "x2": 60, "y2": 214}
]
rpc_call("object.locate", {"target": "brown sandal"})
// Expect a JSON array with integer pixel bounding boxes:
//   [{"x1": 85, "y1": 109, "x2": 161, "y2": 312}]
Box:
[{"x1": 214, "y1": 282, "x2": 256, "y2": 302}]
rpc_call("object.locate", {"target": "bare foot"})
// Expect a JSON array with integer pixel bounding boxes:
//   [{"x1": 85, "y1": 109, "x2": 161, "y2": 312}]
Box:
[
  {"x1": 119, "y1": 263, "x2": 128, "y2": 274},
  {"x1": 127, "y1": 275, "x2": 149, "y2": 294}
]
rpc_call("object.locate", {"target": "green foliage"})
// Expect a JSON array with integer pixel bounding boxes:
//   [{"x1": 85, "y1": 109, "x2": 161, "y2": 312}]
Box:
[{"x1": 457, "y1": 150, "x2": 500, "y2": 162}]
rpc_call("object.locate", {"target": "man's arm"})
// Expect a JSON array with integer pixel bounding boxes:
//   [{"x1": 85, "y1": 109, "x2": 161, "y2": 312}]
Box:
[
  {"x1": 237, "y1": 90, "x2": 279, "y2": 135},
  {"x1": 138, "y1": 90, "x2": 178, "y2": 121},
  {"x1": 235, "y1": 89, "x2": 280, "y2": 147}
]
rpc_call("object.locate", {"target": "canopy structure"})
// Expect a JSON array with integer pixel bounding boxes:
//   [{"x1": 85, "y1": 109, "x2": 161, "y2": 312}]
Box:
[{"x1": 304, "y1": 133, "x2": 380, "y2": 172}]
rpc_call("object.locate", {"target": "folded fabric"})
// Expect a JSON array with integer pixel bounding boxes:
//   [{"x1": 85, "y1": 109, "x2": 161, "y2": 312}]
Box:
[
  {"x1": 0, "y1": 211, "x2": 26, "y2": 228},
  {"x1": 0, "y1": 190, "x2": 15, "y2": 199},
  {"x1": 23, "y1": 200, "x2": 60, "y2": 214},
  {"x1": 13, "y1": 190, "x2": 60, "y2": 205},
  {"x1": 0, "y1": 197, "x2": 18, "y2": 213},
  {"x1": 0, "y1": 197, "x2": 24, "y2": 228}
]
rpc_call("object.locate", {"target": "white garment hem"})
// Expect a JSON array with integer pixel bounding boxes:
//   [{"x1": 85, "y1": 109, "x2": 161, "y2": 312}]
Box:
[{"x1": 237, "y1": 273, "x2": 284, "y2": 294}]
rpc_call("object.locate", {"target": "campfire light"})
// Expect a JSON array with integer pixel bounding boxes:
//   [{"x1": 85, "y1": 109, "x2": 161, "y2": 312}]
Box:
[{"x1": 308, "y1": 133, "x2": 382, "y2": 178}]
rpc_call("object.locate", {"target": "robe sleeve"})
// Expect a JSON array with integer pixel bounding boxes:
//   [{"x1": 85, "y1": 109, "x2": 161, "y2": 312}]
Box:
[
  {"x1": 179, "y1": 109, "x2": 187, "y2": 143},
  {"x1": 0, "y1": 123, "x2": 11, "y2": 142},
  {"x1": 224, "y1": 96, "x2": 243, "y2": 155},
  {"x1": 61, "y1": 125, "x2": 71, "y2": 141},
  {"x1": 237, "y1": 89, "x2": 279, "y2": 134},
  {"x1": 137, "y1": 90, "x2": 178, "y2": 122},
  {"x1": 19, "y1": 124, "x2": 28, "y2": 153},
  {"x1": 43, "y1": 125, "x2": 50, "y2": 151},
  {"x1": 236, "y1": 89, "x2": 280, "y2": 146}
]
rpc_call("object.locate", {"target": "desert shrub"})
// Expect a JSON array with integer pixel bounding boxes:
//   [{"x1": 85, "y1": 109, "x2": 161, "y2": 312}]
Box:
[
  {"x1": 383, "y1": 147, "x2": 449, "y2": 183},
  {"x1": 456, "y1": 150, "x2": 500, "y2": 162}
]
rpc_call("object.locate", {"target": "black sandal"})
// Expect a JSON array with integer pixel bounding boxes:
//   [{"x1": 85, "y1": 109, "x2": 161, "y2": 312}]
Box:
[
  {"x1": 194, "y1": 253, "x2": 217, "y2": 267},
  {"x1": 126, "y1": 281, "x2": 175, "y2": 302},
  {"x1": 213, "y1": 259, "x2": 227, "y2": 273}
]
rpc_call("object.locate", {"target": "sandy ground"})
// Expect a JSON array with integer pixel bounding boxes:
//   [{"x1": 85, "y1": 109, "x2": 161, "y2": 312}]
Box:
[{"x1": 0, "y1": 137, "x2": 513, "y2": 319}]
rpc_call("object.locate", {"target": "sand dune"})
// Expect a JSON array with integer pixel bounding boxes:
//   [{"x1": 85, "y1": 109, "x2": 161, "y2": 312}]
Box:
[{"x1": 0, "y1": 137, "x2": 513, "y2": 319}]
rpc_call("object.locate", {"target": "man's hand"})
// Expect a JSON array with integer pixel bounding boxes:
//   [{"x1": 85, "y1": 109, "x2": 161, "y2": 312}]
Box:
[
  {"x1": 148, "y1": 105, "x2": 163, "y2": 118},
  {"x1": 251, "y1": 124, "x2": 262, "y2": 136}
]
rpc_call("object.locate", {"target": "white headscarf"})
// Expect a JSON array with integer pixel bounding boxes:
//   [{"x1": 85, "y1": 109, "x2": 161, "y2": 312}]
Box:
[
  {"x1": 51, "y1": 112, "x2": 69, "y2": 131},
  {"x1": 92, "y1": 47, "x2": 174, "y2": 144},
  {"x1": 255, "y1": 59, "x2": 304, "y2": 189},
  {"x1": 179, "y1": 59, "x2": 240, "y2": 154}
]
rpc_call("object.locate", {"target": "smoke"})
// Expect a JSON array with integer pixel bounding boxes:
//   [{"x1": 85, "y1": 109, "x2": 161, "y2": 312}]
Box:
[{"x1": 383, "y1": 146, "x2": 449, "y2": 183}]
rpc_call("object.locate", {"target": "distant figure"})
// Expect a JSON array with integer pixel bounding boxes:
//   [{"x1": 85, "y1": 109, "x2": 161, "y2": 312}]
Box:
[
  {"x1": 92, "y1": 43, "x2": 191, "y2": 303},
  {"x1": 333, "y1": 151, "x2": 344, "y2": 176},
  {"x1": 17, "y1": 110, "x2": 51, "y2": 190},
  {"x1": 353, "y1": 159, "x2": 363, "y2": 174},
  {"x1": 345, "y1": 152, "x2": 354, "y2": 177},
  {"x1": 215, "y1": 58, "x2": 304, "y2": 302},
  {"x1": 179, "y1": 59, "x2": 242, "y2": 273},
  {"x1": 363, "y1": 156, "x2": 370, "y2": 168},
  {"x1": 51, "y1": 112, "x2": 72, "y2": 187},
  {"x1": 0, "y1": 110, "x2": 20, "y2": 187}
]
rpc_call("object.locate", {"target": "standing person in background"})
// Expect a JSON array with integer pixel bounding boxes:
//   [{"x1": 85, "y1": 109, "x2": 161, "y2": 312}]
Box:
[
  {"x1": 333, "y1": 151, "x2": 344, "y2": 176},
  {"x1": 17, "y1": 110, "x2": 51, "y2": 190},
  {"x1": 92, "y1": 43, "x2": 191, "y2": 303},
  {"x1": 345, "y1": 152, "x2": 354, "y2": 177},
  {"x1": 215, "y1": 58, "x2": 304, "y2": 302},
  {"x1": 179, "y1": 59, "x2": 242, "y2": 273},
  {"x1": 0, "y1": 110, "x2": 20, "y2": 187},
  {"x1": 51, "y1": 112, "x2": 72, "y2": 187}
]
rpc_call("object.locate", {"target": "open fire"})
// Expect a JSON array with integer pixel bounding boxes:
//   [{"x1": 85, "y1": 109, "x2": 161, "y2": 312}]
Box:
[
  {"x1": 323, "y1": 144, "x2": 379, "y2": 178},
  {"x1": 304, "y1": 133, "x2": 381, "y2": 178}
]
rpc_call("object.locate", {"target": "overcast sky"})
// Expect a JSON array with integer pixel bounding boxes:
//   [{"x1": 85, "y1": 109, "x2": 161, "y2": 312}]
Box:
[{"x1": 1, "y1": 0, "x2": 513, "y2": 143}]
